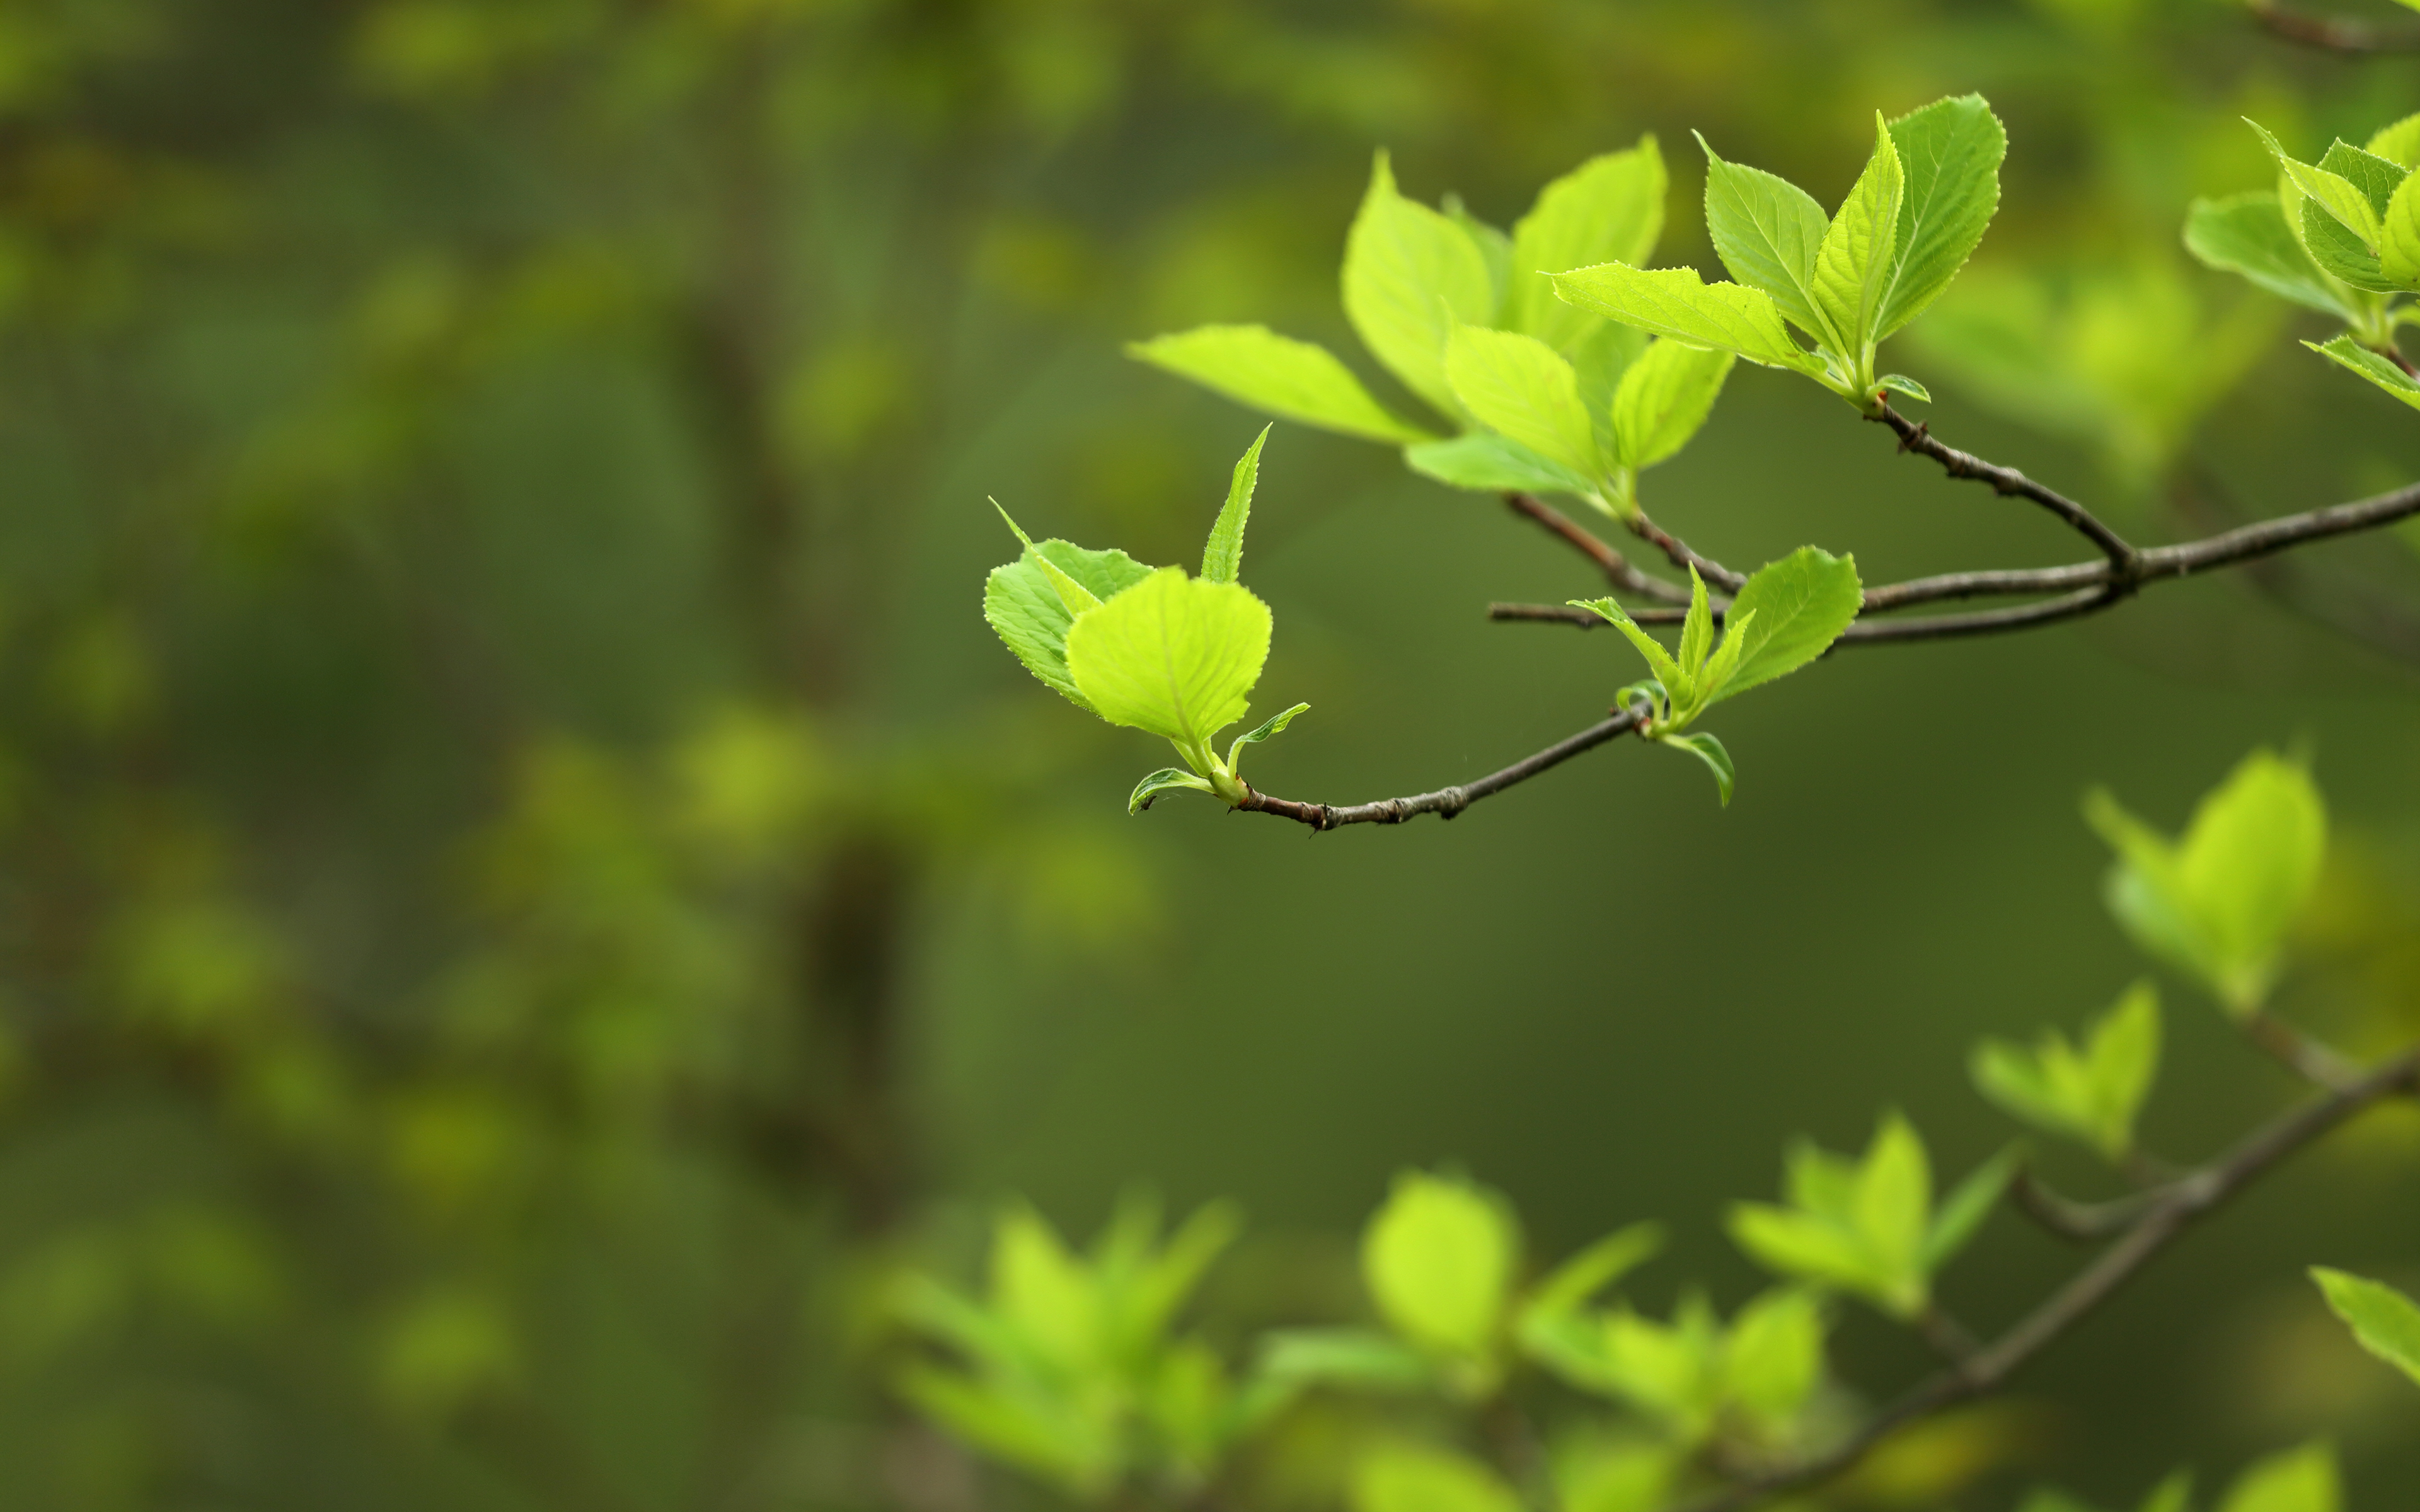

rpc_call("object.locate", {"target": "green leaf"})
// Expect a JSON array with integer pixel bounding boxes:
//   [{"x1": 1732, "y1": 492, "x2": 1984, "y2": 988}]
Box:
[
  {"x1": 1404, "y1": 432, "x2": 1599, "y2": 496},
  {"x1": 2302, "y1": 197, "x2": 2397, "y2": 293},
  {"x1": 991, "y1": 1205, "x2": 1102, "y2": 1370},
  {"x1": 1352, "y1": 1444, "x2": 1524, "y2": 1512},
  {"x1": 2251, "y1": 121, "x2": 2385, "y2": 248},
  {"x1": 1811, "y1": 112, "x2": 1906, "y2": 359},
  {"x1": 1257, "y1": 1327, "x2": 1434, "y2": 1390},
  {"x1": 2216, "y1": 1443, "x2": 2339, "y2": 1512},
  {"x1": 2383, "y1": 173, "x2": 2420, "y2": 287},
  {"x1": 1344, "y1": 152, "x2": 1498, "y2": 420},
  {"x1": 1922, "y1": 1143, "x2": 2017, "y2": 1273},
  {"x1": 1726, "y1": 1206, "x2": 1881, "y2": 1306},
  {"x1": 1130, "y1": 768, "x2": 1216, "y2": 815},
  {"x1": 1856, "y1": 1113, "x2": 1930, "y2": 1289},
  {"x1": 894, "y1": 1362, "x2": 1117, "y2": 1496},
  {"x1": 1722, "y1": 1287, "x2": 1827, "y2": 1426},
  {"x1": 1730, "y1": 1116, "x2": 1943, "y2": 1317},
  {"x1": 1066, "y1": 568, "x2": 1272, "y2": 750},
  {"x1": 1443, "y1": 193, "x2": 1512, "y2": 318},
  {"x1": 1570, "y1": 597, "x2": 1688, "y2": 697},
  {"x1": 1444, "y1": 324, "x2": 1603, "y2": 478},
  {"x1": 2084, "y1": 748, "x2": 2327, "y2": 1015},
  {"x1": 1876, "y1": 94, "x2": 2007, "y2": 340},
  {"x1": 2370, "y1": 112, "x2": 2420, "y2": 168},
  {"x1": 1362, "y1": 1171, "x2": 1520, "y2": 1366},
  {"x1": 1877, "y1": 374, "x2": 1930, "y2": 403},
  {"x1": 2307, "y1": 333, "x2": 2420, "y2": 410},
  {"x1": 1521, "y1": 1223, "x2": 1664, "y2": 1322},
  {"x1": 1128, "y1": 325, "x2": 1438, "y2": 444},
  {"x1": 1557, "y1": 1443, "x2": 1677, "y2": 1512},
  {"x1": 2140, "y1": 1472, "x2": 2196, "y2": 1512},
  {"x1": 1201, "y1": 425, "x2": 1270, "y2": 585},
  {"x1": 1660, "y1": 730, "x2": 1734, "y2": 807},
  {"x1": 984, "y1": 528, "x2": 1158, "y2": 711},
  {"x1": 1697, "y1": 132, "x2": 1834, "y2": 343},
  {"x1": 1226, "y1": 701, "x2": 1309, "y2": 775},
  {"x1": 1709, "y1": 546, "x2": 1863, "y2": 702},
  {"x1": 1508, "y1": 139, "x2": 1668, "y2": 351},
  {"x1": 1973, "y1": 981, "x2": 2161, "y2": 1160},
  {"x1": 1611, "y1": 340, "x2": 1735, "y2": 470},
  {"x1": 2311, "y1": 1268, "x2": 2420, "y2": 1386},
  {"x1": 1678, "y1": 567, "x2": 1714, "y2": 680},
  {"x1": 2185, "y1": 193, "x2": 2359, "y2": 319},
  {"x1": 2319, "y1": 139, "x2": 2407, "y2": 217},
  {"x1": 1551, "y1": 262, "x2": 1824, "y2": 374}
]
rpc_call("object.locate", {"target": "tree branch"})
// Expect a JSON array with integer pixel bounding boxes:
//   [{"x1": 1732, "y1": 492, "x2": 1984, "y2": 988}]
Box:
[
  {"x1": 1666, "y1": 1043, "x2": 2420, "y2": 1512},
  {"x1": 2245, "y1": 0, "x2": 2420, "y2": 52},
  {"x1": 1236, "y1": 709, "x2": 1644, "y2": 830},
  {"x1": 1628, "y1": 507, "x2": 1746, "y2": 592},
  {"x1": 1504, "y1": 493, "x2": 1692, "y2": 604},
  {"x1": 1870, "y1": 403, "x2": 2143, "y2": 576}
]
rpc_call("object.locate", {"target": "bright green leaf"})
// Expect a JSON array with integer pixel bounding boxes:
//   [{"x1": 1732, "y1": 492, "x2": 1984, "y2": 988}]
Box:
[
  {"x1": 1509, "y1": 139, "x2": 1668, "y2": 350},
  {"x1": 2319, "y1": 139, "x2": 2407, "y2": 217},
  {"x1": 2085, "y1": 748, "x2": 2327, "y2": 1015},
  {"x1": 1361, "y1": 1171, "x2": 1520, "y2": 1366},
  {"x1": 1226, "y1": 702, "x2": 1309, "y2": 775},
  {"x1": 1722, "y1": 1287, "x2": 1826, "y2": 1426},
  {"x1": 1709, "y1": 547, "x2": 1862, "y2": 702},
  {"x1": 1971, "y1": 982, "x2": 2161, "y2": 1160},
  {"x1": 1127, "y1": 324, "x2": 1438, "y2": 444},
  {"x1": 1811, "y1": 112, "x2": 1906, "y2": 359},
  {"x1": 2307, "y1": 334, "x2": 2420, "y2": 410},
  {"x1": 2302, "y1": 197, "x2": 2398, "y2": 293},
  {"x1": 1443, "y1": 193, "x2": 1513, "y2": 316},
  {"x1": 1445, "y1": 324, "x2": 1603, "y2": 478},
  {"x1": 1612, "y1": 340, "x2": 1735, "y2": 470},
  {"x1": 1876, "y1": 94, "x2": 2006, "y2": 340},
  {"x1": 1856, "y1": 1113, "x2": 1931, "y2": 1288},
  {"x1": 2216, "y1": 1443, "x2": 2339, "y2": 1512},
  {"x1": 1129, "y1": 768, "x2": 1216, "y2": 815},
  {"x1": 1066, "y1": 569, "x2": 1272, "y2": 750},
  {"x1": 2252, "y1": 121, "x2": 2384, "y2": 248},
  {"x1": 1877, "y1": 374, "x2": 1930, "y2": 403},
  {"x1": 2185, "y1": 193, "x2": 2358, "y2": 319},
  {"x1": 2381, "y1": 172, "x2": 2420, "y2": 287},
  {"x1": 1201, "y1": 426, "x2": 1270, "y2": 585},
  {"x1": 2311, "y1": 1268, "x2": 2420, "y2": 1386},
  {"x1": 1697, "y1": 132, "x2": 1834, "y2": 342},
  {"x1": 1922, "y1": 1144, "x2": 2017, "y2": 1273},
  {"x1": 1404, "y1": 432, "x2": 1600, "y2": 496},
  {"x1": 1521, "y1": 1223, "x2": 1664, "y2": 1321},
  {"x1": 984, "y1": 531, "x2": 1157, "y2": 711},
  {"x1": 2370, "y1": 112, "x2": 2420, "y2": 168},
  {"x1": 1258, "y1": 1328, "x2": 1434, "y2": 1390},
  {"x1": 1352, "y1": 1443, "x2": 1524, "y2": 1512},
  {"x1": 1661, "y1": 730, "x2": 1734, "y2": 807},
  {"x1": 1552, "y1": 262, "x2": 1824, "y2": 374},
  {"x1": 1570, "y1": 597, "x2": 1688, "y2": 697},
  {"x1": 1344, "y1": 152, "x2": 1498, "y2": 420}
]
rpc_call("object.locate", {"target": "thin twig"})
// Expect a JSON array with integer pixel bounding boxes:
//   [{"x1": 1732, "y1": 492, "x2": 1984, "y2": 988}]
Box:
[
  {"x1": 1870, "y1": 403, "x2": 2143, "y2": 577},
  {"x1": 1235, "y1": 709, "x2": 1644, "y2": 830},
  {"x1": 2242, "y1": 1011, "x2": 2369, "y2": 1092},
  {"x1": 1666, "y1": 1045, "x2": 2420, "y2": 1512},
  {"x1": 1504, "y1": 493, "x2": 1691, "y2": 604},
  {"x1": 1628, "y1": 507, "x2": 1747, "y2": 592},
  {"x1": 2247, "y1": 0, "x2": 2420, "y2": 52},
  {"x1": 2009, "y1": 1168, "x2": 2148, "y2": 1244}
]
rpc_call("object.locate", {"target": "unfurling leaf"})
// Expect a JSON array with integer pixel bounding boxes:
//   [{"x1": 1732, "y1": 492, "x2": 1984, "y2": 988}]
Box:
[
  {"x1": 2310, "y1": 1268, "x2": 2420, "y2": 1387},
  {"x1": 1127, "y1": 325, "x2": 1438, "y2": 444},
  {"x1": 1509, "y1": 139, "x2": 1668, "y2": 350},
  {"x1": 1661, "y1": 731, "x2": 1735, "y2": 806},
  {"x1": 1810, "y1": 112, "x2": 1906, "y2": 360},
  {"x1": 1226, "y1": 702, "x2": 1310, "y2": 776},
  {"x1": 1344, "y1": 151, "x2": 1499, "y2": 419},
  {"x1": 1728, "y1": 1113, "x2": 1983, "y2": 1319},
  {"x1": 2084, "y1": 748, "x2": 2326, "y2": 1015},
  {"x1": 1130, "y1": 768, "x2": 1216, "y2": 815},
  {"x1": 1066, "y1": 568, "x2": 1272, "y2": 750},
  {"x1": 1202, "y1": 426, "x2": 1270, "y2": 585}
]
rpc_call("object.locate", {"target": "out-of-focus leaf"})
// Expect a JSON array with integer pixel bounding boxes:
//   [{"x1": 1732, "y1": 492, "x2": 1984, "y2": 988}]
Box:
[
  {"x1": 1129, "y1": 325, "x2": 1438, "y2": 444},
  {"x1": 2310, "y1": 1267, "x2": 2420, "y2": 1386},
  {"x1": 1344, "y1": 152, "x2": 1497, "y2": 420}
]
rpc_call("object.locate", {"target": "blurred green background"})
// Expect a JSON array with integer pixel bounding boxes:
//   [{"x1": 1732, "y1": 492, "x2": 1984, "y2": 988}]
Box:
[{"x1": 5, "y1": 0, "x2": 2420, "y2": 1506}]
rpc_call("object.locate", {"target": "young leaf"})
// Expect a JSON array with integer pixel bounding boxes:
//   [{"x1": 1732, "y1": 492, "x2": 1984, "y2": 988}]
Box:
[
  {"x1": 1810, "y1": 112, "x2": 1906, "y2": 360},
  {"x1": 1877, "y1": 374, "x2": 1930, "y2": 403},
  {"x1": 2383, "y1": 173, "x2": 2420, "y2": 287},
  {"x1": 1508, "y1": 139, "x2": 1668, "y2": 350},
  {"x1": 2250, "y1": 121, "x2": 2385, "y2": 249},
  {"x1": 2216, "y1": 1443, "x2": 2339, "y2": 1512},
  {"x1": 1971, "y1": 981, "x2": 2162, "y2": 1160},
  {"x1": 2302, "y1": 197, "x2": 2398, "y2": 294},
  {"x1": 1570, "y1": 597, "x2": 1688, "y2": 699},
  {"x1": 2185, "y1": 193, "x2": 2359, "y2": 319},
  {"x1": 1855, "y1": 1113, "x2": 1930, "y2": 1290},
  {"x1": 1130, "y1": 768, "x2": 1216, "y2": 814},
  {"x1": 1443, "y1": 193, "x2": 1514, "y2": 314},
  {"x1": 1661, "y1": 731, "x2": 1735, "y2": 807},
  {"x1": 1404, "y1": 432, "x2": 1600, "y2": 496},
  {"x1": 1708, "y1": 547, "x2": 1862, "y2": 702},
  {"x1": 1444, "y1": 325, "x2": 1603, "y2": 478},
  {"x1": 1552, "y1": 263, "x2": 1825, "y2": 374},
  {"x1": 1352, "y1": 1444, "x2": 1524, "y2": 1512},
  {"x1": 1202, "y1": 426, "x2": 1270, "y2": 585},
  {"x1": 2319, "y1": 139, "x2": 2407, "y2": 218},
  {"x1": 1520, "y1": 1222, "x2": 1664, "y2": 1322},
  {"x1": 1722, "y1": 1287, "x2": 1826, "y2": 1427},
  {"x1": 894, "y1": 1362, "x2": 1115, "y2": 1495},
  {"x1": 1876, "y1": 94, "x2": 2007, "y2": 340},
  {"x1": 1677, "y1": 568, "x2": 1714, "y2": 680},
  {"x1": 1361, "y1": 1171, "x2": 1520, "y2": 1366},
  {"x1": 2310, "y1": 1268, "x2": 2420, "y2": 1387},
  {"x1": 1611, "y1": 340, "x2": 1736, "y2": 470},
  {"x1": 1066, "y1": 568, "x2": 1272, "y2": 750},
  {"x1": 1343, "y1": 152, "x2": 1498, "y2": 420},
  {"x1": 1127, "y1": 325, "x2": 1438, "y2": 444},
  {"x1": 2085, "y1": 748, "x2": 2327, "y2": 1015},
  {"x1": 1697, "y1": 132, "x2": 1835, "y2": 342},
  {"x1": 985, "y1": 534, "x2": 1158, "y2": 710},
  {"x1": 1257, "y1": 1328, "x2": 1434, "y2": 1390},
  {"x1": 2306, "y1": 333, "x2": 2420, "y2": 410},
  {"x1": 2371, "y1": 111, "x2": 2420, "y2": 168},
  {"x1": 1226, "y1": 702, "x2": 1310, "y2": 775},
  {"x1": 1729, "y1": 1115, "x2": 1941, "y2": 1317},
  {"x1": 1921, "y1": 1143, "x2": 2017, "y2": 1272}
]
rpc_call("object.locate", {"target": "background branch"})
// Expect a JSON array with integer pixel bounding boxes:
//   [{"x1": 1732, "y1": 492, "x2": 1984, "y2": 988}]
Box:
[{"x1": 2246, "y1": 0, "x2": 2420, "y2": 52}]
